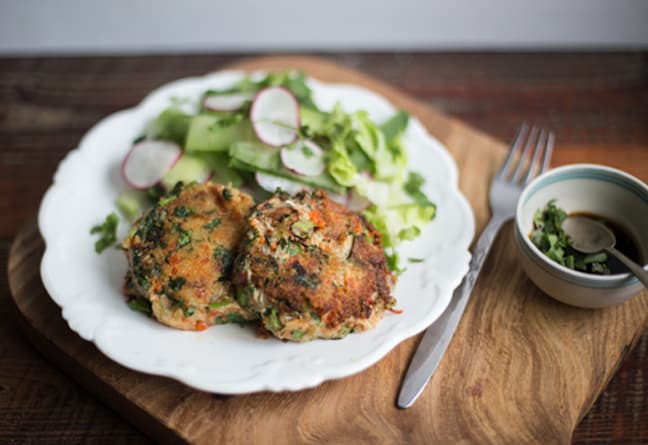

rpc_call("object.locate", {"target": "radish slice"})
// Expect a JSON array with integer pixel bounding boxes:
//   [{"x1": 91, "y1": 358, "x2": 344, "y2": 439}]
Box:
[
  {"x1": 280, "y1": 140, "x2": 325, "y2": 176},
  {"x1": 347, "y1": 188, "x2": 371, "y2": 211},
  {"x1": 255, "y1": 172, "x2": 309, "y2": 195},
  {"x1": 250, "y1": 87, "x2": 299, "y2": 147},
  {"x1": 203, "y1": 92, "x2": 253, "y2": 111},
  {"x1": 121, "y1": 140, "x2": 182, "y2": 189}
]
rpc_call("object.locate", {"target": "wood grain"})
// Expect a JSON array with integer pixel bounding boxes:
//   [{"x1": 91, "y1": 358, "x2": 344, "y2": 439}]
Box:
[{"x1": 6, "y1": 55, "x2": 648, "y2": 444}]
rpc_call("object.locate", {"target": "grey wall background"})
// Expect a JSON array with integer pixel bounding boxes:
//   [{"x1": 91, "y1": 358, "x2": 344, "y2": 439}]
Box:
[{"x1": 1, "y1": 0, "x2": 647, "y2": 54}]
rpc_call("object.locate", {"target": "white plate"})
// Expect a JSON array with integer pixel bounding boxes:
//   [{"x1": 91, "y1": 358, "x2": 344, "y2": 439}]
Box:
[{"x1": 38, "y1": 71, "x2": 475, "y2": 394}]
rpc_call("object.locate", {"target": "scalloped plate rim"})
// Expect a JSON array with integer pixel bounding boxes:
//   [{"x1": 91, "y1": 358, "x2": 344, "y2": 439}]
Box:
[{"x1": 37, "y1": 70, "x2": 475, "y2": 394}]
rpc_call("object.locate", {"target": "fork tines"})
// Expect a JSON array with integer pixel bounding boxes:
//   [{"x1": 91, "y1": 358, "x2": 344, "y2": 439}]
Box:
[{"x1": 497, "y1": 123, "x2": 554, "y2": 185}]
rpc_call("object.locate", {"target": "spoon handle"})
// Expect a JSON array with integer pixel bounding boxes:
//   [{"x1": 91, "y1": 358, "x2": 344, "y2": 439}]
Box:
[{"x1": 606, "y1": 247, "x2": 648, "y2": 288}]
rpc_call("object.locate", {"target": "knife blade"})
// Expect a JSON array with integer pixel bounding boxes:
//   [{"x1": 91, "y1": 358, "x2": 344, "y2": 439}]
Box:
[{"x1": 397, "y1": 216, "x2": 506, "y2": 408}]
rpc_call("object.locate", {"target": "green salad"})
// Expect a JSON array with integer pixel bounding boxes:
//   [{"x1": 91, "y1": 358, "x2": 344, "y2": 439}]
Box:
[{"x1": 95, "y1": 71, "x2": 436, "y2": 271}]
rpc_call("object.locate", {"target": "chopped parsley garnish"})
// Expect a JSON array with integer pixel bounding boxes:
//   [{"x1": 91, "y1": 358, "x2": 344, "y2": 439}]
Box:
[
  {"x1": 225, "y1": 313, "x2": 247, "y2": 324},
  {"x1": 158, "y1": 182, "x2": 185, "y2": 206},
  {"x1": 175, "y1": 225, "x2": 191, "y2": 248},
  {"x1": 291, "y1": 330, "x2": 306, "y2": 340},
  {"x1": 127, "y1": 297, "x2": 152, "y2": 315},
  {"x1": 168, "y1": 276, "x2": 187, "y2": 292},
  {"x1": 173, "y1": 206, "x2": 192, "y2": 217},
  {"x1": 404, "y1": 172, "x2": 435, "y2": 207},
  {"x1": 146, "y1": 184, "x2": 166, "y2": 202},
  {"x1": 386, "y1": 250, "x2": 406, "y2": 275},
  {"x1": 268, "y1": 308, "x2": 281, "y2": 330},
  {"x1": 222, "y1": 188, "x2": 232, "y2": 201},
  {"x1": 90, "y1": 212, "x2": 119, "y2": 253},
  {"x1": 408, "y1": 257, "x2": 425, "y2": 263},
  {"x1": 203, "y1": 217, "x2": 222, "y2": 230},
  {"x1": 301, "y1": 143, "x2": 314, "y2": 158},
  {"x1": 236, "y1": 288, "x2": 249, "y2": 307},
  {"x1": 531, "y1": 200, "x2": 611, "y2": 274},
  {"x1": 183, "y1": 305, "x2": 196, "y2": 317},
  {"x1": 214, "y1": 313, "x2": 248, "y2": 324},
  {"x1": 208, "y1": 299, "x2": 231, "y2": 309}
]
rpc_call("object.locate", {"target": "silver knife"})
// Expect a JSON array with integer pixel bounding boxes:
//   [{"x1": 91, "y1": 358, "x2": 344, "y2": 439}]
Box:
[{"x1": 397, "y1": 215, "x2": 507, "y2": 408}]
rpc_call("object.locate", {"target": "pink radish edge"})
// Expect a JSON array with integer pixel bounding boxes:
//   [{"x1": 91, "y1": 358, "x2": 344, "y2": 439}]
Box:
[
  {"x1": 250, "y1": 86, "x2": 301, "y2": 147},
  {"x1": 203, "y1": 93, "x2": 251, "y2": 112},
  {"x1": 279, "y1": 140, "x2": 325, "y2": 177},
  {"x1": 121, "y1": 140, "x2": 182, "y2": 190}
]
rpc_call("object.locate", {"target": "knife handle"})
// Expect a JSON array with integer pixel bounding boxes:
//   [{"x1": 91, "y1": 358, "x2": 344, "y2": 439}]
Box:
[{"x1": 397, "y1": 214, "x2": 508, "y2": 409}]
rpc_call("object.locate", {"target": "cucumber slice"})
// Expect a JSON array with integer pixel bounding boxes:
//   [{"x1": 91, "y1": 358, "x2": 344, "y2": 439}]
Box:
[
  {"x1": 198, "y1": 152, "x2": 245, "y2": 188},
  {"x1": 116, "y1": 189, "x2": 150, "y2": 220},
  {"x1": 146, "y1": 107, "x2": 191, "y2": 146},
  {"x1": 229, "y1": 141, "x2": 346, "y2": 195},
  {"x1": 300, "y1": 106, "x2": 328, "y2": 135},
  {"x1": 162, "y1": 154, "x2": 212, "y2": 189},
  {"x1": 185, "y1": 114, "x2": 255, "y2": 152}
]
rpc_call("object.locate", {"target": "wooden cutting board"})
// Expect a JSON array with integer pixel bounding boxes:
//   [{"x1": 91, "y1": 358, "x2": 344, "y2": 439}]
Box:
[{"x1": 7, "y1": 56, "x2": 648, "y2": 444}]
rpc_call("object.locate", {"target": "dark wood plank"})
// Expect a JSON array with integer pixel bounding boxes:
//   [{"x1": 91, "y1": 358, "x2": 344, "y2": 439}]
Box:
[{"x1": 1, "y1": 52, "x2": 647, "y2": 444}]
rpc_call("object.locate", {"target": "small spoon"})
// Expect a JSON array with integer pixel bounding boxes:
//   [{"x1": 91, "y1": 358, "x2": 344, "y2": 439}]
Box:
[{"x1": 562, "y1": 216, "x2": 648, "y2": 287}]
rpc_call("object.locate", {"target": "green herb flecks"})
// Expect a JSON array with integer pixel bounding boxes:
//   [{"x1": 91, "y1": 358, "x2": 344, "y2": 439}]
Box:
[
  {"x1": 268, "y1": 308, "x2": 281, "y2": 330},
  {"x1": 183, "y1": 305, "x2": 196, "y2": 317},
  {"x1": 90, "y1": 212, "x2": 119, "y2": 253},
  {"x1": 531, "y1": 200, "x2": 611, "y2": 275},
  {"x1": 173, "y1": 206, "x2": 192, "y2": 217},
  {"x1": 203, "y1": 217, "x2": 222, "y2": 230},
  {"x1": 208, "y1": 299, "x2": 232, "y2": 310},
  {"x1": 295, "y1": 273, "x2": 320, "y2": 289},
  {"x1": 175, "y1": 225, "x2": 191, "y2": 248},
  {"x1": 408, "y1": 257, "x2": 425, "y2": 263},
  {"x1": 222, "y1": 188, "x2": 232, "y2": 201},
  {"x1": 291, "y1": 219, "x2": 315, "y2": 238},
  {"x1": 385, "y1": 250, "x2": 406, "y2": 275},
  {"x1": 158, "y1": 182, "x2": 185, "y2": 206},
  {"x1": 301, "y1": 143, "x2": 314, "y2": 158},
  {"x1": 291, "y1": 330, "x2": 306, "y2": 340},
  {"x1": 168, "y1": 276, "x2": 187, "y2": 292},
  {"x1": 236, "y1": 288, "x2": 250, "y2": 307},
  {"x1": 146, "y1": 185, "x2": 166, "y2": 203},
  {"x1": 404, "y1": 172, "x2": 435, "y2": 208},
  {"x1": 337, "y1": 326, "x2": 352, "y2": 337},
  {"x1": 214, "y1": 313, "x2": 249, "y2": 325},
  {"x1": 127, "y1": 297, "x2": 152, "y2": 315}
]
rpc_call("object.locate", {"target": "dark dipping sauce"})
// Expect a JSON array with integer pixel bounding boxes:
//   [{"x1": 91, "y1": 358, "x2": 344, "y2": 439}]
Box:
[{"x1": 570, "y1": 212, "x2": 644, "y2": 274}]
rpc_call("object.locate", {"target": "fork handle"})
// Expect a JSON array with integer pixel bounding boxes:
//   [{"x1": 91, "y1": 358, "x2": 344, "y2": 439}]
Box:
[{"x1": 397, "y1": 214, "x2": 509, "y2": 408}]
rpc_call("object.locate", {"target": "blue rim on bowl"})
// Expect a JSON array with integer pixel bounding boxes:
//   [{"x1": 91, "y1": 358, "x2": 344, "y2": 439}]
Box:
[{"x1": 515, "y1": 164, "x2": 648, "y2": 289}]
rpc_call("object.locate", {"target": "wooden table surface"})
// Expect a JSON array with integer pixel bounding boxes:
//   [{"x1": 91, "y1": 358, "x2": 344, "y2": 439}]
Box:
[{"x1": 1, "y1": 52, "x2": 646, "y2": 444}]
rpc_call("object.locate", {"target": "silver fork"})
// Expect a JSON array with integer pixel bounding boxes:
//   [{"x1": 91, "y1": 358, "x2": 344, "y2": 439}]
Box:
[{"x1": 398, "y1": 123, "x2": 554, "y2": 408}]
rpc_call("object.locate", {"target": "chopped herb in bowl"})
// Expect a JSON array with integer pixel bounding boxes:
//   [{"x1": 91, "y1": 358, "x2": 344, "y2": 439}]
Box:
[{"x1": 530, "y1": 200, "x2": 612, "y2": 274}]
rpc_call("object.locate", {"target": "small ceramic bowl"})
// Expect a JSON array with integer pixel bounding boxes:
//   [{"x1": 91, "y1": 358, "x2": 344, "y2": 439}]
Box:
[{"x1": 515, "y1": 164, "x2": 648, "y2": 308}]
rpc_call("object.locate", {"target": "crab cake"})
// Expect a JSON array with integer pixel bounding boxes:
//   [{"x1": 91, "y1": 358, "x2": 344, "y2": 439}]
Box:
[
  {"x1": 122, "y1": 182, "x2": 257, "y2": 331},
  {"x1": 233, "y1": 189, "x2": 396, "y2": 342}
]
